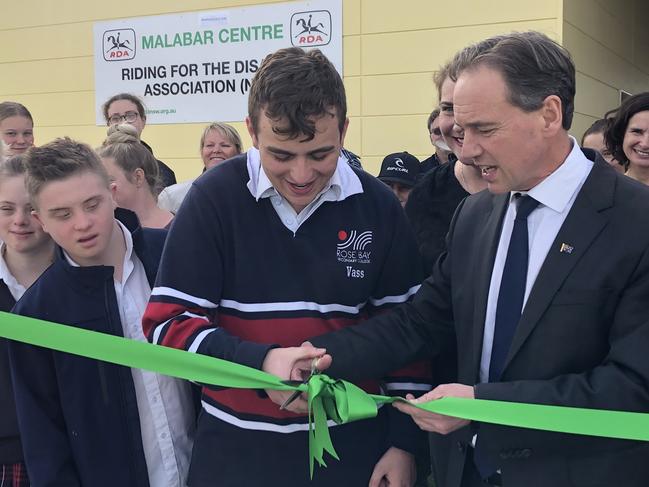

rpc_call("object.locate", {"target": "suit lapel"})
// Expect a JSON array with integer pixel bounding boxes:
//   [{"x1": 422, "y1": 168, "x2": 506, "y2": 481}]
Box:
[
  {"x1": 471, "y1": 192, "x2": 509, "y2": 379},
  {"x1": 504, "y1": 161, "x2": 616, "y2": 368}
]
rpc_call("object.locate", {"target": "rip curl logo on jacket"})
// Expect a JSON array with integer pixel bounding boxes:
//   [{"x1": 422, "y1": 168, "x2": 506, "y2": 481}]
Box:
[{"x1": 336, "y1": 230, "x2": 372, "y2": 265}]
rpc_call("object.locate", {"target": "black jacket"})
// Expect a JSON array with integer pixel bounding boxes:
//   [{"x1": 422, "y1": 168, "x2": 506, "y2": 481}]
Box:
[
  {"x1": 141, "y1": 140, "x2": 177, "y2": 188},
  {"x1": 8, "y1": 209, "x2": 166, "y2": 487},
  {"x1": 405, "y1": 158, "x2": 468, "y2": 275},
  {"x1": 0, "y1": 281, "x2": 21, "y2": 464},
  {"x1": 312, "y1": 154, "x2": 649, "y2": 487},
  {"x1": 419, "y1": 153, "x2": 440, "y2": 175}
]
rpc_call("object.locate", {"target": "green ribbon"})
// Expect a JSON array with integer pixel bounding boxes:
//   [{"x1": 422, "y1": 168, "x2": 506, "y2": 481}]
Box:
[
  {"x1": 1, "y1": 311, "x2": 649, "y2": 478},
  {"x1": 306, "y1": 375, "x2": 378, "y2": 475}
]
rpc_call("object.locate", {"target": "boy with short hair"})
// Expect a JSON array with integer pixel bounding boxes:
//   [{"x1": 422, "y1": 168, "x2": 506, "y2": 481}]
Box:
[
  {"x1": 8, "y1": 138, "x2": 194, "y2": 487},
  {"x1": 143, "y1": 48, "x2": 431, "y2": 486}
]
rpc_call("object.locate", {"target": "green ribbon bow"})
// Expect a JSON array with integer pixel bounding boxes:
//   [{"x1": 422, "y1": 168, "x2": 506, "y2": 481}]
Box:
[
  {"x1": 306, "y1": 374, "x2": 378, "y2": 475},
  {"x1": 1, "y1": 311, "x2": 649, "y2": 479}
]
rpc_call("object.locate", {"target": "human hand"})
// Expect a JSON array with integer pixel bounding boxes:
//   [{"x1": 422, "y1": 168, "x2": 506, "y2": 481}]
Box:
[
  {"x1": 289, "y1": 341, "x2": 332, "y2": 380},
  {"x1": 393, "y1": 383, "x2": 474, "y2": 434},
  {"x1": 261, "y1": 346, "x2": 331, "y2": 413},
  {"x1": 368, "y1": 447, "x2": 416, "y2": 487}
]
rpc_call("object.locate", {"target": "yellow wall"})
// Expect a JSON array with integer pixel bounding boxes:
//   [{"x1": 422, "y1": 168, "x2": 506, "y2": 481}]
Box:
[
  {"x1": 564, "y1": 0, "x2": 649, "y2": 141},
  {"x1": 1, "y1": 0, "x2": 564, "y2": 178}
]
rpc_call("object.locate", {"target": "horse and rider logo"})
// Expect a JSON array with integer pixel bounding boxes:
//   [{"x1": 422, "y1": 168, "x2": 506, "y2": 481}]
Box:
[
  {"x1": 103, "y1": 29, "x2": 136, "y2": 61},
  {"x1": 290, "y1": 10, "x2": 331, "y2": 47}
]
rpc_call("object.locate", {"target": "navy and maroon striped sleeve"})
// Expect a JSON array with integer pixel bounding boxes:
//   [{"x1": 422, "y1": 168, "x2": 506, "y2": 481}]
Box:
[{"x1": 142, "y1": 183, "x2": 272, "y2": 369}]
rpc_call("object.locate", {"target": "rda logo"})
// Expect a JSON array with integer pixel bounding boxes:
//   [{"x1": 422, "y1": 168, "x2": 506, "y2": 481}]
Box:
[
  {"x1": 290, "y1": 10, "x2": 331, "y2": 47},
  {"x1": 103, "y1": 29, "x2": 136, "y2": 61},
  {"x1": 336, "y1": 230, "x2": 372, "y2": 265}
]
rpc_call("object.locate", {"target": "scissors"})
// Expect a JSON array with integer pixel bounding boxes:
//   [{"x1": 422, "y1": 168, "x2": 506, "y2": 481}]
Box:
[{"x1": 279, "y1": 358, "x2": 320, "y2": 410}]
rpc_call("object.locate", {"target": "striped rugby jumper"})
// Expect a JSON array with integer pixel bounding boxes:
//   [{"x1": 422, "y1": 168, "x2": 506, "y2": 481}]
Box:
[{"x1": 143, "y1": 153, "x2": 431, "y2": 486}]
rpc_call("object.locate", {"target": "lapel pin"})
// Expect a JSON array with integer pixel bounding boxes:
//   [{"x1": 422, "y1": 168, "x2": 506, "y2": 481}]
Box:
[{"x1": 560, "y1": 243, "x2": 574, "y2": 254}]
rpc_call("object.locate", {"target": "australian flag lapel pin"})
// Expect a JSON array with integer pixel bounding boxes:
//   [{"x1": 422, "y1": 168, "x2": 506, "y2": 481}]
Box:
[{"x1": 560, "y1": 243, "x2": 574, "y2": 254}]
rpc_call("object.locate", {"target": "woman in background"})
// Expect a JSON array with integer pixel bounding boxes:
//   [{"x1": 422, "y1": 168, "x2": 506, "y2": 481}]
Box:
[
  {"x1": 0, "y1": 102, "x2": 34, "y2": 157},
  {"x1": 158, "y1": 122, "x2": 242, "y2": 213},
  {"x1": 605, "y1": 92, "x2": 649, "y2": 184},
  {"x1": 99, "y1": 124, "x2": 174, "y2": 229}
]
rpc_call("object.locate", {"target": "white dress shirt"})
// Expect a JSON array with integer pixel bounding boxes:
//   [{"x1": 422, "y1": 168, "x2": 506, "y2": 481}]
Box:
[
  {"x1": 0, "y1": 243, "x2": 27, "y2": 301},
  {"x1": 479, "y1": 137, "x2": 594, "y2": 383},
  {"x1": 245, "y1": 147, "x2": 364, "y2": 235}
]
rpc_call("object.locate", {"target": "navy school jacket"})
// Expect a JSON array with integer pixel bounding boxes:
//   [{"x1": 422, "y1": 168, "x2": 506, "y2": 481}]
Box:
[{"x1": 8, "y1": 209, "x2": 167, "y2": 487}]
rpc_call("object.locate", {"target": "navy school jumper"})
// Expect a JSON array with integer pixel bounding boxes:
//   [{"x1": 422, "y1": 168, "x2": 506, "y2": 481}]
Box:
[{"x1": 143, "y1": 154, "x2": 432, "y2": 486}]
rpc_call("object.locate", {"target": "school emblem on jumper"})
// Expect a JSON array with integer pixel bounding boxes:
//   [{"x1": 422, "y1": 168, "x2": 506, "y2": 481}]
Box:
[
  {"x1": 336, "y1": 230, "x2": 372, "y2": 265},
  {"x1": 103, "y1": 29, "x2": 136, "y2": 61},
  {"x1": 290, "y1": 10, "x2": 332, "y2": 47}
]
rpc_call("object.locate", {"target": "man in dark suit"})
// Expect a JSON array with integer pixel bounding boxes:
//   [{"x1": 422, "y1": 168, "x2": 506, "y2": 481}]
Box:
[{"x1": 269, "y1": 31, "x2": 649, "y2": 487}]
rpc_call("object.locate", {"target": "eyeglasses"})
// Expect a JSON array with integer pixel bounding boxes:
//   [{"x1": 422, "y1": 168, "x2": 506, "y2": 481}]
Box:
[{"x1": 108, "y1": 111, "x2": 139, "y2": 125}]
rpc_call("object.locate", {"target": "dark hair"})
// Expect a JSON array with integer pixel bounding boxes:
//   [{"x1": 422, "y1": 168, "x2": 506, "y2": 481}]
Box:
[
  {"x1": 24, "y1": 137, "x2": 109, "y2": 203},
  {"x1": 604, "y1": 92, "x2": 649, "y2": 164},
  {"x1": 102, "y1": 93, "x2": 146, "y2": 123},
  {"x1": 99, "y1": 124, "x2": 161, "y2": 196},
  {"x1": 248, "y1": 47, "x2": 346, "y2": 141},
  {"x1": 581, "y1": 118, "x2": 608, "y2": 146},
  {"x1": 0, "y1": 101, "x2": 33, "y2": 125},
  {"x1": 426, "y1": 108, "x2": 440, "y2": 132},
  {"x1": 453, "y1": 31, "x2": 575, "y2": 130}
]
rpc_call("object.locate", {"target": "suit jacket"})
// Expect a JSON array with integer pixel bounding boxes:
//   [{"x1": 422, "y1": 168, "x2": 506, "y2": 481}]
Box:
[{"x1": 310, "y1": 155, "x2": 649, "y2": 487}]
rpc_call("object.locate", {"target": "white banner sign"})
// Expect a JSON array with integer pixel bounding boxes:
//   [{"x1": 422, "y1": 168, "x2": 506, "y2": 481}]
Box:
[{"x1": 93, "y1": 0, "x2": 342, "y2": 124}]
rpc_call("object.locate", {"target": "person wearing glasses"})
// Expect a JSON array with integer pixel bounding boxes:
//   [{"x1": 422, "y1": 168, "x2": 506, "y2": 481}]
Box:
[
  {"x1": 102, "y1": 93, "x2": 177, "y2": 188},
  {"x1": 420, "y1": 108, "x2": 454, "y2": 174}
]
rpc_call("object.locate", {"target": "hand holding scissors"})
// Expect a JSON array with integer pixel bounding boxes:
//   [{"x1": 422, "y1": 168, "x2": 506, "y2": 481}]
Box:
[{"x1": 279, "y1": 357, "x2": 320, "y2": 410}]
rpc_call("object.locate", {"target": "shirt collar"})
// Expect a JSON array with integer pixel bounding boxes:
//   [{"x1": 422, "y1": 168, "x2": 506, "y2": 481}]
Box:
[
  {"x1": 516, "y1": 136, "x2": 593, "y2": 213},
  {"x1": 245, "y1": 147, "x2": 363, "y2": 205},
  {"x1": 0, "y1": 243, "x2": 27, "y2": 300}
]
